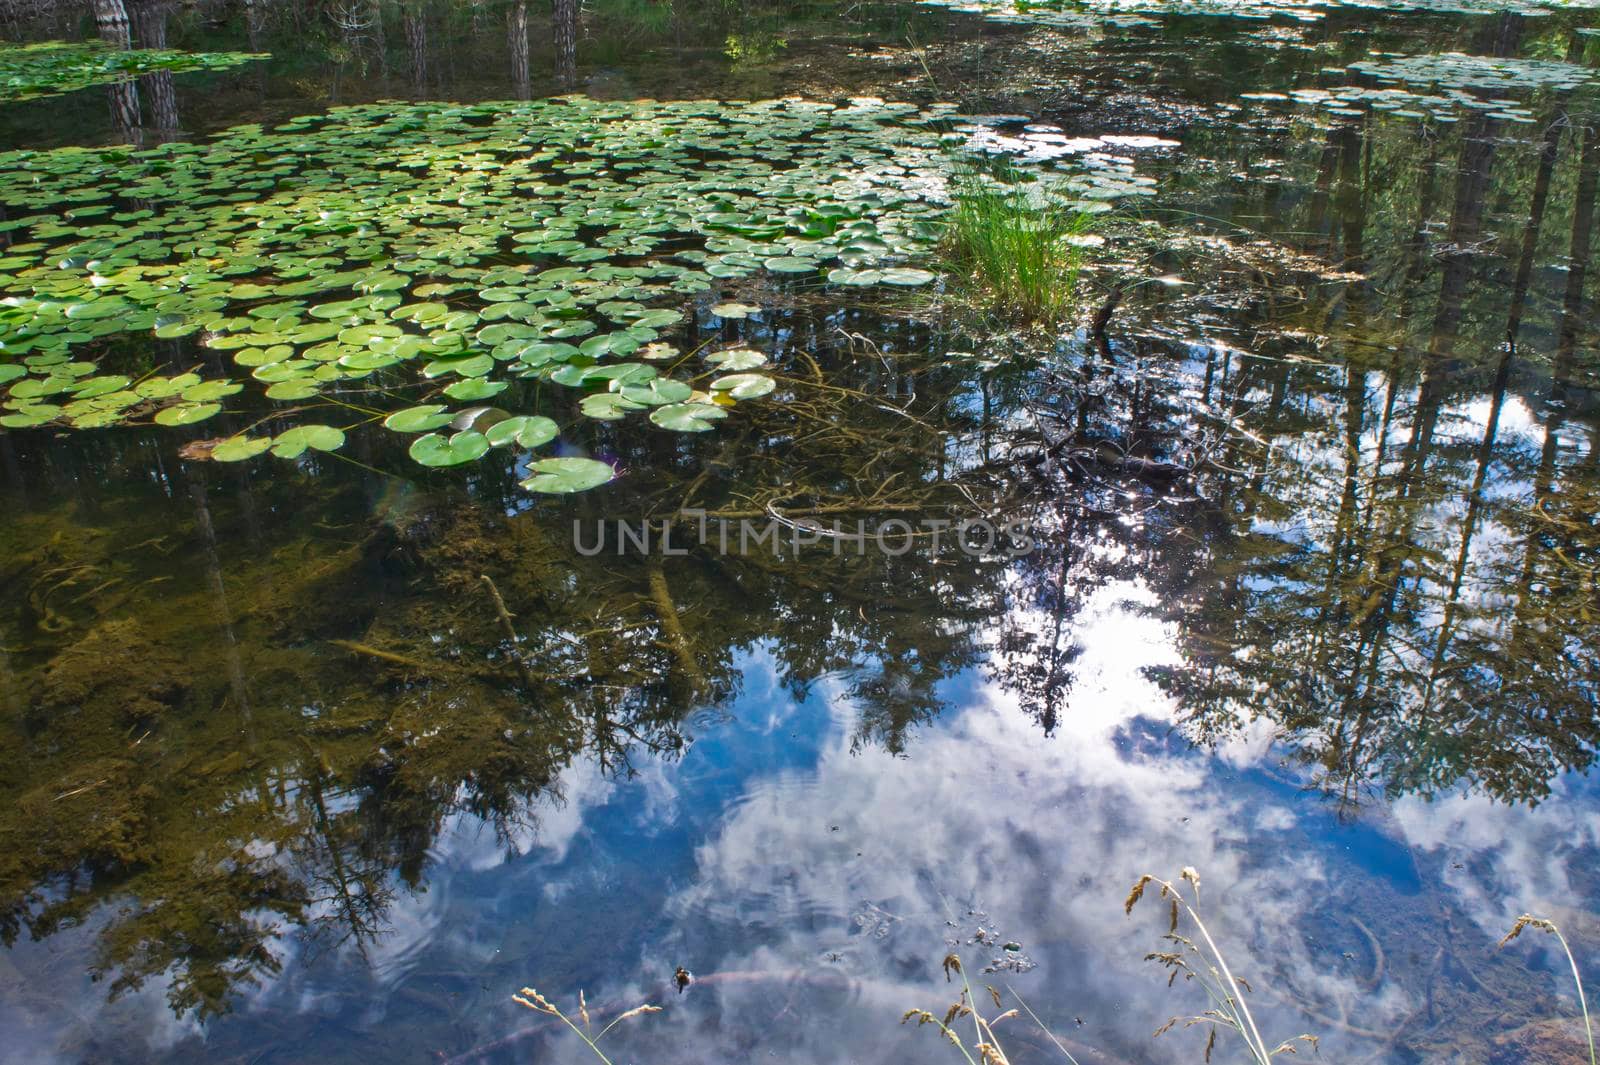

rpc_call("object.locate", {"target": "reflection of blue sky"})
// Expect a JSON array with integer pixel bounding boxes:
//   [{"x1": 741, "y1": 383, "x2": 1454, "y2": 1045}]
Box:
[{"x1": 7, "y1": 589, "x2": 1597, "y2": 1065}]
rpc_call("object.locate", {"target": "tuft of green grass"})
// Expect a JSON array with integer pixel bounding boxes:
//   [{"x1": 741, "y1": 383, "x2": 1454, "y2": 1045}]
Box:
[{"x1": 942, "y1": 161, "x2": 1093, "y2": 324}]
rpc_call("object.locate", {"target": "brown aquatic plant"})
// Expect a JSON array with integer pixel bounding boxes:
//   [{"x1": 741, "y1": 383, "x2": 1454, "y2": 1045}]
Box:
[
  {"x1": 906, "y1": 951, "x2": 1082, "y2": 1065},
  {"x1": 513, "y1": 985, "x2": 661, "y2": 1064},
  {"x1": 1500, "y1": 914, "x2": 1596, "y2": 1065},
  {"x1": 1128, "y1": 868, "x2": 1317, "y2": 1064}
]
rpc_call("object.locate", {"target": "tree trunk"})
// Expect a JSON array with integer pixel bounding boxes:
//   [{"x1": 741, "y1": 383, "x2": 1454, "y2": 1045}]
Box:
[
  {"x1": 404, "y1": 5, "x2": 426, "y2": 93},
  {"x1": 131, "y1": 1, "x2": 178, "y2": 141},
  {"x1": 93, "y1": 0, "x2": 141, "y2": 144},
  {"x1": 508, "y1": 0, "x2": 530, "y2": 99},
  {"x1": 553, "y1": 0, "x2": 576, "y2": 88}
]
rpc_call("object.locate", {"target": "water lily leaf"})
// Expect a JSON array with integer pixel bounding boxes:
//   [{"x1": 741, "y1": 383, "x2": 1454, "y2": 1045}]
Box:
[
  {"x1": 878, "y1": 267, "x2": 937, "y2": 286},
  {"x1": 827, "y1": 267, "x2": 883, "y2": 286},
  {"x1": 630, "y1": 309, "x2": 682, "y2": 329},
  {"x1": 153, "y1": 314, "x2": 198, "y2": 339},
  {"x1": 550, "y1": 362, "x2": 656, "y2": 388},
  {"x1": 618, "y1": 377, "x2": 693, "y2": 406},
  {"x1": 266, "y1": 380, "x2": 320, "y2": 401},
  {"x1": 211, "y1": 435, "x2": 273, "y2": 462},
  {"x1": 711, "y1": 301, "x2": 760, "y2": 319},
  {"x1": 765, "y1": 255, "x2": 818, "y2": 274},
  {"x1": 182, "y1": 379, "x2": 243, "y2": 402},
  {"x1": 650, "y1": 402, "x2": 728, "y2": 432},
  {"x1": 271, "y1": 424, "x2": 345, "y2": 459},
  {"x1": 705, "y1": 348, "x2": 768, "y2": 371},
  {"x1": 155, "y1": 402, "x2": 221, "y2": 426},
  {"x1": 508, "y1": 341, "x2": 580, "y2": 367},
  {"x1": 0, "y1": 365, "x2": 24, "y2": 385},
  {"x1": 409, "y1": 430, "x2": 489, "y2": 466},
  {"x1": 9, "y1": 376, "x2": 73, "y2": 399},
  {"x1": 135, "y1": 372, "x2": 201, "y2": 399},
  {"x1": 443, "y1": 377, "x2": 508, "y2": 401},
  {"x1": 485, "y1": 414, "x2": 559, "y2": 448},
  {"x1": 451, "y1": 406, "x2": 510, "y2": 433},
  {"x1": 384, "y1": 404, "x2": 454, "y2": 433},
  {"x1": 71, "y1": 374, "x2": 131, "y2": 398},
  {"x1": 0, "y1": 407, "x2": 58, "y2": 428},
  {"x1": 424, "y1": 352, "x2": 494, "y2": 378},
  {"x1": 640, "y1": 342, "x2": 680, "y2": 361},
  {"x1": 520, "y1": 456, "x2": 615, "y2": 493},
  {"x1": 709, "y1": 372, "x2": 776, "y2": 399},
  {"x1": 581, "y1": 392, "x2": 645, "y2": 420}
]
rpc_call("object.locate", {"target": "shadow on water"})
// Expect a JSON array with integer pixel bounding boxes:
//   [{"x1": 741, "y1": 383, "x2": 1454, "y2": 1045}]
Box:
[{"x1": 1, "y1": 1, "x2": 1599, "y2": 1064}]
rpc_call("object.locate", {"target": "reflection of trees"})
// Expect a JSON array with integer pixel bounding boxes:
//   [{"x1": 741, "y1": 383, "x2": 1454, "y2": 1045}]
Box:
[
  {"x1": 0, "y1": 304, "x2": 1012, "y2": 1018},
  {"x1": 1091, "y1": 65, "x2": 1600, "y2": 812}
]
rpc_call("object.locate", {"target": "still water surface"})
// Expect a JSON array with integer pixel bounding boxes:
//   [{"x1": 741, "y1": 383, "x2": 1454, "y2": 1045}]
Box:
[{"x1": 1, "y1": 1, "x2": 1598, "y2": 1062}]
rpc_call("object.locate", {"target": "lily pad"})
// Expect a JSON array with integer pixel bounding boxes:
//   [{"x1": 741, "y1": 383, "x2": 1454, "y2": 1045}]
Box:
[
  {"x1": 270, "y1": 424, "x2": 345, "y2": 459},
  {"x1": 409, "y1": 430, "x2": 490, "y2": 467},
  {"x1": 383, "y1": 404, "x2": 454, "y2": 433},
  {"x1": 211, "y1": 435, "x2": 273, "y2": 462},
  {"x1": 705, "y1": 348, "x2": 768, "y2": 371},
  {"x1": 650, "y1": 402, "x2": 729, "y2": 432},
  {"x1": 154, "y1": 402, "x2": 221, "y2": 426},
  {"x1": 443, "y1": 377, "x2": 509, "y2": 401},
  {"x1": 709, "y1": 373, "x2": 777, "y2": 400},
  {"x1": 485, "y1": 415, "x2": 559, "y2": 448},
  {"x1": 520, "y1": 456, "x2": 616, "y2": 494}
]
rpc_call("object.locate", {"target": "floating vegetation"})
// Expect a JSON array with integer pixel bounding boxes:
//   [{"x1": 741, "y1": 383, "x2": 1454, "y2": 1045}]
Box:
[
  {"x1": 1243, "y1": 51, "x2": 1600, "y2": 124},
  {"x1": 954, "y1": 119, "x2": 1171, "y2": 203},
  {"x1": 918, "y1": 0, "x2": 1600, "y2": 29},
  {"x1": 0, "y1": 96, "x2": 964, "y2": 489},
  {"x1": 0, "y1": 41, "x2": 267, "y2": 103}
]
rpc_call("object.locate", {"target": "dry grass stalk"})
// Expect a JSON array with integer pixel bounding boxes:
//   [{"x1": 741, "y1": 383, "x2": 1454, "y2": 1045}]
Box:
[
  {"x1": 905, "y1": 952, "x2": 1082, "y2": 1065},
  {"x1": 1501, "y1": 914, "x2": 1596, "y2": 1065},
  {"x1": 1128, "y1": 867, "x2": 1316, "y2": 1064},
  {"x1": 512, "y1": 984, "x2": 661, "y2": 1065}
]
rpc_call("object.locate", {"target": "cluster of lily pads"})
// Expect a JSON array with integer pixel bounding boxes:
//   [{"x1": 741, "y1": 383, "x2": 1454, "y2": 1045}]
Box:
[
  {"x1": 1242, "y1": 51, "x2": 1597, "y2": 124},
  {"x1": 955, "y1": 118, "x2": 1170, "y2": 202},
  {"x1": 917, "y1": 0, "x2": 1600, "y2": 29},
  {"x1": 0, "y1": 41, "x2": 267, "y2": 103},
  {"x1": 0, "y1": 96, "x2": 959, "y2": 491}
]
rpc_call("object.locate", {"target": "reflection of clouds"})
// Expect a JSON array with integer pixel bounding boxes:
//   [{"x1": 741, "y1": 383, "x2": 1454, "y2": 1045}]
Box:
[
  {"x1": 0, "y1": 915, "x2": 202, "y2": 1065},
  {"x1": 1393, "y1": 784, "x2": 1600, "y2": 938},
  {"x1": 622, "y1": 591, "x2": 1436, "y2": 1064}
]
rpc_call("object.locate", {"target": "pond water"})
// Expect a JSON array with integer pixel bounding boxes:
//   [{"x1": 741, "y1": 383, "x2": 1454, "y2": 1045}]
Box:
[{"x1": 1, "y1": 1, "x2": 1598, "y2": 1063}]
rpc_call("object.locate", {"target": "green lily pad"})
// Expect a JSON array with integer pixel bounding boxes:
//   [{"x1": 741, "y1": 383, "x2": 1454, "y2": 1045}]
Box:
[
  {"x1": 709, "y1": 373, "x2": 777, "y2": 400},
  {"x1": 650, "y1": 402, "x2": 729, "y2": 432},
  {"x1": 878, "y1": 267, "x2": 937, "y2": 286},
  {"x1": 270, "y1": 424, "x2": 345, "y2": 459},
  {"x1": 485, "y1": 415, "x2": 559, "y2": 448},
  {"x1": 265, "y1": 380, "x2": 320, "y2": 401},
  {"x1": 384, "y1": 404, "x2": 454, "y2": 433},
  {"x1": 409, "y1": 430, "x2": 490, "y2": 467},
  {"x1": 581, "y1": 392, "x2": 646, "y2": 420},
  {"x1": 618, "y1": 377, "x2": 693, "y2": 406},
  {"x1": 520, "y1": 456, "x2": 616, "y2": 493},
  {"x1": 443, "y1": 377, "x2": 508, "y2": 401},
  {"x1": 154, "y1": 402, "x2": 221, "y2": 426},
  {"x1": 211, "y1": 435, "x2": 273, "y2": 462},
  {"x1": 705, "y1": 348, "x2": 768, "y2": 371},
  {"x1": 182, "y1": 379, "x2": 244, "y2": 402}
]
